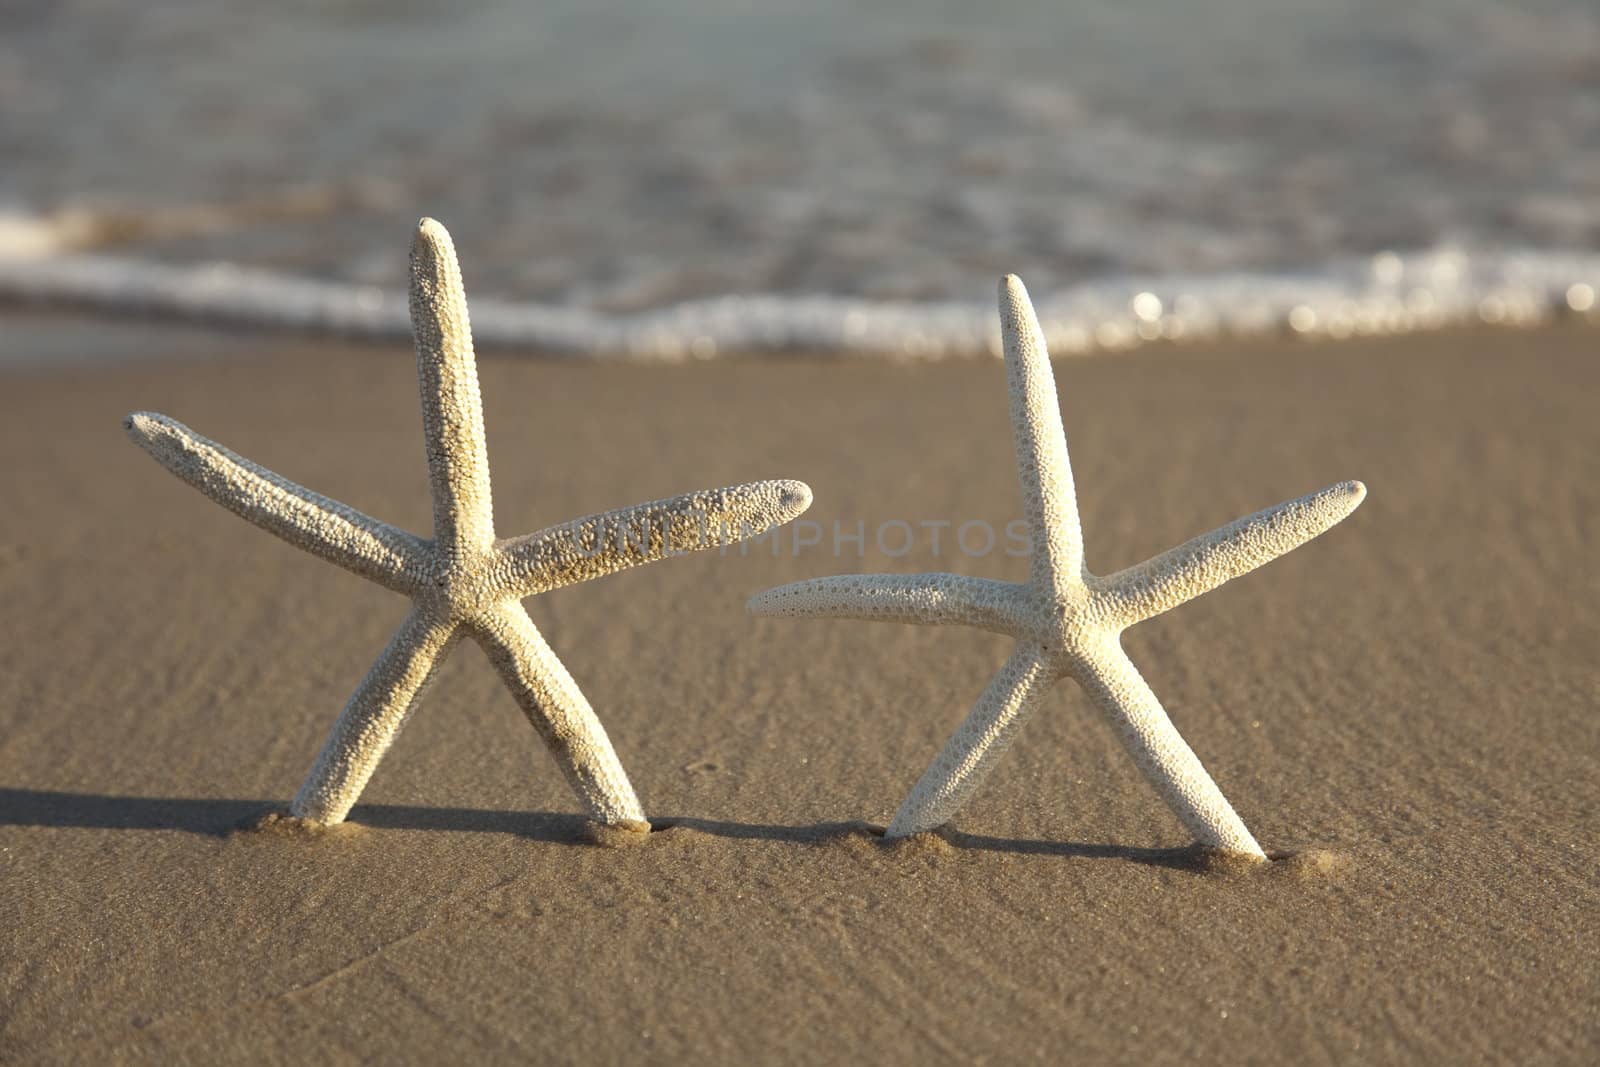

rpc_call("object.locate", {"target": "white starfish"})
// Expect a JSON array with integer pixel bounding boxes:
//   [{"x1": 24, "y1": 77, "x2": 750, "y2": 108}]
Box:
[
  {"x1": 749, "y1": 275, "x2": 1365, "y2": 857},
  {"x1": 126, "y1": 218, "x2": 812, "y2": 831}
]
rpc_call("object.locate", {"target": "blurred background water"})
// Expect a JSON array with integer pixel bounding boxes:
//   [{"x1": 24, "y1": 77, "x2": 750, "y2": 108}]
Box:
[{"x1": 2, "y1": 0, "x2": 1597, "y2": 355}]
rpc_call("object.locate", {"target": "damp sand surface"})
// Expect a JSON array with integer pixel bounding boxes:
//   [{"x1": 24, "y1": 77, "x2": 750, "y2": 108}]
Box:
[{"x1": 2, "y1": 319, "x2": 1598, "y2": 1063}]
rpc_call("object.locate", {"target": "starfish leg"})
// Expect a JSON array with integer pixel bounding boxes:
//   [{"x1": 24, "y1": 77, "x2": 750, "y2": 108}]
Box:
[
  {"x1": 1098, "y1": 480, "x2": 1367, "y2": 629},
  {"x1": 885, "y1": 643, "x2": 1056, "y2": 838},
  {"x1": 1074, "y1": 640, "x2": 1265, "y2": 857},
  {"x1": 748, "y1": 573, "x2": 1022, "y2": 635},
  {"x1": 999, "y1": 275, "x2": 1085, "y2": 593},
  {"x1": 468, "y1": 603, "x2": 647, "y2": 828},
  {"x1": 410, "y1": 218, "x2": 495, "y2": 553},
  {"x1": 501, "y1": 479, "x2": 813, "y2": 598},
  {"x1": 125, "y1": 412, "x2": 427, "y2": 593},
  {"x1": 291, "y1": 607, "x2": 460, "y2": 823}
]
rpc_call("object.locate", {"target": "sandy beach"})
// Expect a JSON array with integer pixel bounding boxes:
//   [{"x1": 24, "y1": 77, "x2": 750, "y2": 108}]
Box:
[{"x1": 2, "y1": 317, "x2": 1597, "y2": 1063}]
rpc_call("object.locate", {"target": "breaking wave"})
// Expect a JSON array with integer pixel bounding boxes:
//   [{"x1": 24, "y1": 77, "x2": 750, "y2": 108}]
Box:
[{"x1": 2, "y1": 212, "x2": 1596, "y2": 360}]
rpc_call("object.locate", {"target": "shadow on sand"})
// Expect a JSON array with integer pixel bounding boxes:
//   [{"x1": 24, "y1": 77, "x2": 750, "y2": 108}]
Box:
[{"x1": 0, "y1": 787, "x2": 1213, "y2": 870}]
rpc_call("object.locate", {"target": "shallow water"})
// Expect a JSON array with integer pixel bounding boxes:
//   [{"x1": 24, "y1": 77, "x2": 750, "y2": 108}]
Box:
[{"x1": 2, "y1": 1, "x2": 1598, "y2": 354}]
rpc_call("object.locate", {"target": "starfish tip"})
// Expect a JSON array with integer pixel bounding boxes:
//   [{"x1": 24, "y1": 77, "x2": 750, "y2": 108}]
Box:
[
  {"x1": 999, "y1": 272, "x2": 1027, "y2": 298},
  {"x1": 123, "y1": 410, "x2": 174, "y2": 452},
  {"x1": 776, "y1": 479, "x2": 813, "y2": 517},
  {"x1": 411, "y1": 217, "x2": 456, "y2": 261},
  {"x1": 1334, "y1": 479, "x2": 1368, "y2": 515},
  {"x1": 745, "y1": 585, "x2": 785, "y2": 616}
]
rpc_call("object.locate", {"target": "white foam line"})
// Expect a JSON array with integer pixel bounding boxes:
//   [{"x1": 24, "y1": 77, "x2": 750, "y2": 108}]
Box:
[{"x1": 0, "y1": 247, "x2": 1596, "y2": 360}]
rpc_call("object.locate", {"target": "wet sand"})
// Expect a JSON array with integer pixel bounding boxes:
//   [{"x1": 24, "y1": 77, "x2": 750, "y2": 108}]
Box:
[{"x1": 2, "y1": 318, "x2": 1597, "y2": 1063}]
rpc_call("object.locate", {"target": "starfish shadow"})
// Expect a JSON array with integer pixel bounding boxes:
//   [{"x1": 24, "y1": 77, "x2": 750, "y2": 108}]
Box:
[
  {"x1": 0, "y1": 788, "x2": 589, "y2": 841},
  {"x1": 938, "y1": 829, "x2": 1218, "y2": 871},
  {"x1": 0, "y1": 788, "x2": 853, "y2": 845},
  {"x1": 0, "y1": 788, "x2": 1213, "y2": 869}
]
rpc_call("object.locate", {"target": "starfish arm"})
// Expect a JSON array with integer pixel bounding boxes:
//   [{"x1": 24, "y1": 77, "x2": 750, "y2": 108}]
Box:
[
  {"x1": 1073, "y1": 638, "x2": 1266, "y2": 857},
  {"x1": 125, "y1": 412, "x2": 428, "y2": 593},
  {"x1": 467, "y1": 603, "x2": 648, "y2": 828},
  {"x1": 999, "y1": 275, "x2": 1084, "y2": 592},
  {"x1": 884, "y1": 643, "x2": 1056, "y2": 838},
  {"x1": 1098, "y1": 480, "x2": 1367, "y2": 629},
  {"x1": 747, "y1": 572, "x2": 1023, "y2": 635},
  {"x1": 499, "y1": 479, "x2": 813, "y2": 598},
  {"x1": 290, "y1": 608, "x2": 460, "y2": 824},
  {"x1": 410, "y1": 218, "x2": 495, "y2": 553}
]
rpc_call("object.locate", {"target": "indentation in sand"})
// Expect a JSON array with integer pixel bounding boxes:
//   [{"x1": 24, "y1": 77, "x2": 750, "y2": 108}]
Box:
[
  {"x1": 1265, "y1": 848, "x2": 1350, "y2": 881},
  {"x1": 1190, "y1": 846, "x2": 1349, "y2": 880},
  {"x1": 235, "y1": 809, "x2": 365, "y2": 839},
  {"x1": 584, "y1": 819, "x2": 657, "y2": 849}
]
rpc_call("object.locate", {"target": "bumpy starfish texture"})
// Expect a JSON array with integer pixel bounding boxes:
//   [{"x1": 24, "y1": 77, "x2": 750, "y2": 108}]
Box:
[
  {"x1": 127, "y1": 218, "x2": 812, "y2": 830},
  {"x1": 750, "y1": 275, "x2": 1365, "y2": 857}
]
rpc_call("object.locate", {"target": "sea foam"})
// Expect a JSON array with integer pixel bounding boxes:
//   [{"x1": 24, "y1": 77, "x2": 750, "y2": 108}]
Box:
[{"x1": 1, "y1": 215, "x2": 1595, "y2": 360}]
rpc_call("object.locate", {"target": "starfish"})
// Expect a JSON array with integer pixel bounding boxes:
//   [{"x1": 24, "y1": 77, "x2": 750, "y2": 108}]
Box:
[
  {"x1": 125, "y1": 218, "x2": 812, "y2": 831},
  {"x1": 749, "y1": 275, "x2": 1365, "y2": 857}
]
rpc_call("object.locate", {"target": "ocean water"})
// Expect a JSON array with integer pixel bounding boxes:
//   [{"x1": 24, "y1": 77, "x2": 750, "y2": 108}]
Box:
[{"x1": 2, "y1": 0, "x2": 1597, "y2": 356}]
